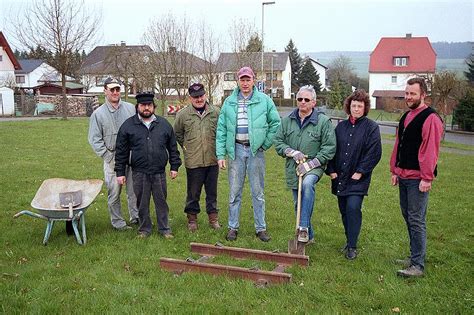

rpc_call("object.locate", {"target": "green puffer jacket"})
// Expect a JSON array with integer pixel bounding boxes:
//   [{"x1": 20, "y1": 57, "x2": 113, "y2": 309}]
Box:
[
  {"x1": 274, "y1": 108, "x2": 336, "y2": 189},
  {"x1": 216, "y1": 86, "x2": 281, "y2": 160},
  {"x1": 174, "y1": 104, "x2": 220, "y2": 169}
]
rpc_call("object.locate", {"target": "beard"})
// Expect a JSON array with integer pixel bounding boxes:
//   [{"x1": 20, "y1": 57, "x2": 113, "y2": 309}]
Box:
[
  {"x1": 138, "y1": 109, "x2": 153, "y2": 118},
  {"x1": 407, "y1": 98, "x2": 422, "y2": 110}
]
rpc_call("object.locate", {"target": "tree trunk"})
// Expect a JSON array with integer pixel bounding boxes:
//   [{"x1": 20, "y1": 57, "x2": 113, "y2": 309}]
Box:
[{"x1": 62, "y1": 73, "x2": 68, "y2": 119}]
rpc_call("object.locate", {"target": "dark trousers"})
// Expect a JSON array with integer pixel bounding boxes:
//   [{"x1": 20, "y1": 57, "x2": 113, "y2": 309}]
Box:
[
  {"x1": 132, "y1": 172, "x2": 170, "y2": 235},
  {"x1": 338, "y1": 195, "x2": 364, "y2": 248},
  {"x1": 399, "y1": 178, "x2": 429, "y2": 270},
  {"x1": 185, "y1": 165, "x2": 218, "y2": 215}
]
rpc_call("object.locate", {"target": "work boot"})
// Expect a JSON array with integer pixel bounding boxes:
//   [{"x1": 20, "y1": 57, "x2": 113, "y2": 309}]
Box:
[
  {"x1": 226, "y1": 229, "x2": 238, "y2": 241},
  {"x1": 256, "y1": 230, "x2": 271, "y2": 242},
  {"x1": 397, "y1": 265, "x2": 424, "y2": 278},
  {"x1": 208, "y1": 212, "x2": 221, "y2": 229},
  {"x1": 345, "y1": 247, "x2": 358, "y2": 260},
  {"x1": 187, "y1": 213, "x2": 198, "y2": 232}
]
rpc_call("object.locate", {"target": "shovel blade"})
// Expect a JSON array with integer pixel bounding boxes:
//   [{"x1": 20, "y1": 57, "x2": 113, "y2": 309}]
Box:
[
  {"x1": 288, "y1": 239, "x2": 305, "y2": 255},
  {"x1": 59, "y1": 190, "x2": 83, "y2": 208}
]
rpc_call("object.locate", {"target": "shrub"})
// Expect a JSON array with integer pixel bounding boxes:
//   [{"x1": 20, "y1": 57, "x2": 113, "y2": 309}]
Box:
[{"x1": 453, "y1": 89, "x2": 474, "y2": 131}]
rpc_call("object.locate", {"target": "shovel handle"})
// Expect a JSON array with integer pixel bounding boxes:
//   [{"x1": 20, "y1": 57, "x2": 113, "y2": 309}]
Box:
[
  {"x1": 295, "y1": 175, "x2": 303, "y2": 233},
  {"x1": 68, "y1": 203, "x2": 73, "y2": 218}
]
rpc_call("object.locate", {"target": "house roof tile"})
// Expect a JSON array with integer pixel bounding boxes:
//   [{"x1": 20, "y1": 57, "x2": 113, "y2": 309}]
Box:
[
  {"x1": 216, "y1": 52, "x2": 289, "y2": 72},
  {"x1": 369, "y1": 36, "x2": 436, "y2": 73}
]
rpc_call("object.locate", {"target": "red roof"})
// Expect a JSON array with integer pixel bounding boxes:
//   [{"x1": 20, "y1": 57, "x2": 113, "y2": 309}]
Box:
[
  {"x1": 0, "y1": 32, "x2": 21, "y2": 70},
  {"x1": 369, "y1": 35, "x2": 436, "y2": 73}
]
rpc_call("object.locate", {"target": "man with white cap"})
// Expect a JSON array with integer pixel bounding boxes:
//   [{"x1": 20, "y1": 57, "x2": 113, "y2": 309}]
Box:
[
  {"x1": 88, "y1": 77, "x2": 139, "y2": 231},
  {"x1": 216, "y1": 66, "x2": 281, "y2": 242}
]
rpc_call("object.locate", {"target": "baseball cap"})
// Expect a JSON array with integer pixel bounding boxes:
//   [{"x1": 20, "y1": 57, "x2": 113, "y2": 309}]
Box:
[
  {"x1": 238, "y1": 66, "x2": 255, "y2": 79},
  {"x1": 104, "y1": 77, "x2": 121, "y2": 89},
  {"x1": 188, "y1": 83, "x2": 205, "y2": 98}
]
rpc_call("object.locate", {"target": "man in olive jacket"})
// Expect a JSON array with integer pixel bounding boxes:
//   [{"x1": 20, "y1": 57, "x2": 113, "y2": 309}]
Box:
[
  {"x1": 174, "y1": 83, "x2": 221, "y2": 232},
  {"x1": 216, "y1": 66, "x2": 281, "y2": 242},
  {"x1": 274, "y1": 85, "x2": 336, "y2": 243}
]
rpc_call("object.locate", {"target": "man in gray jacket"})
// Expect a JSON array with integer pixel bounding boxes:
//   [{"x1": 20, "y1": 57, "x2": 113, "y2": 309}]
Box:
[{"x1": 88, "y1": 78, "x2": 139, "y2": 230}]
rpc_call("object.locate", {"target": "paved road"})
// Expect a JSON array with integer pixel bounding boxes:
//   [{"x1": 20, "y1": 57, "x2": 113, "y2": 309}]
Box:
[{"x1": 278, "y1": 108, "x2": 474, "y2": 146}]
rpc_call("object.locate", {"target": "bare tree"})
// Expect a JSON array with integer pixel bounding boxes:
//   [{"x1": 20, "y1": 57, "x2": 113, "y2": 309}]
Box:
[
  {"x1": 9, "y1": 0, "x2": 101, "y2": 118},
  {"x1": 143, "y1": 13, "x2": 196, "y2": 115},
  {"x1": 228, "y1": 18, "x2": 260, "y2": 72},
  {"x1": 196, "y1": 21, "x2": 221, "y2": 104}
]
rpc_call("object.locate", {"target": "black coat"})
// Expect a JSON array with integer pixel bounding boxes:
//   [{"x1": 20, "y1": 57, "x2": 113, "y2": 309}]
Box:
[
  {"x1": 115, "y1": 115, "x2": 182, "y2": 177},
  {"x1": 326, "y1": 116, "x2": 382, "y2": 196}
]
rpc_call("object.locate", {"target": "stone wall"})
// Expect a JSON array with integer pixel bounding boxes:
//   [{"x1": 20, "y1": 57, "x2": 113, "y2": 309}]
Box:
[{"x1": 36, "y1": 95, "x2": 95, "y2": 117}]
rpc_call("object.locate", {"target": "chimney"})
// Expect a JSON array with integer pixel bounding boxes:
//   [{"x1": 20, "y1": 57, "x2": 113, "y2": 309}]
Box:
[
  {"x1": 406, "y1": 33, "x2": 412, "y2": 39},
  {"x1": 120, "y1": 41, "x2": 126, "y2": 46}
]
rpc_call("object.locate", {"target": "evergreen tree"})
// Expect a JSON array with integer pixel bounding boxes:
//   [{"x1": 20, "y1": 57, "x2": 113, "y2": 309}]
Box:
[
  {"x1": 285, "y1": 39, "x2": 303, "y2": 89},
  {"x1": 465, "y1": 54, "x2": 474, "y2": 84},
  {"x1": 298, "y1": 59, "x2": 322, "y2": 92},
  {"x1": 243, "y1": 33, "x2": 262, "y2": 52},
  {"x1": 328, "y1": 78, "x2": 351, "y2": 109}
]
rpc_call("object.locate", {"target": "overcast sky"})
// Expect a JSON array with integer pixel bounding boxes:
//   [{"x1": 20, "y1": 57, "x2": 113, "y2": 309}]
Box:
[{"x1": 1, "y1": 0, "x2": 472, "y2": 53}]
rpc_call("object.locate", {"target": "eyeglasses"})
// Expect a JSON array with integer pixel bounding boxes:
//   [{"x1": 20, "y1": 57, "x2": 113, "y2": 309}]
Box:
[
  {"x1": 297, "y1": 97, "x2": 312, "y2": 102},
  {"x1": 108, "y1": 87, "x2": 121, "y2": 93}
]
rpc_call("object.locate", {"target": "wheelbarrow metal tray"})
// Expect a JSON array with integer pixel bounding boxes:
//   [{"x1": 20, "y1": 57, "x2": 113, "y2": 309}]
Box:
[{"x1": 31, "y1": 178, "x2": 103, "y2": 219}]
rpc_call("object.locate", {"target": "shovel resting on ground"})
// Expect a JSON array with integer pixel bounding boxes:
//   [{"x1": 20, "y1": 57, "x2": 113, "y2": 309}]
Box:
[
  {"x1": 288, "y1": 174, "x2": 305, "y2": 255},
  {"x1": 59, "y1": 190, "x2": 82, "y2": 235}
]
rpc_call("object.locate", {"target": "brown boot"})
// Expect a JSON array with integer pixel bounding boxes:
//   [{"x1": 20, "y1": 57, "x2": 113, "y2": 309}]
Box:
[
  {"x1": 208, "y1": 212, "x2": 221, "y2": 229},
  {"x1": 187, "y1": 213, "x2": 198, "y2": 232}
]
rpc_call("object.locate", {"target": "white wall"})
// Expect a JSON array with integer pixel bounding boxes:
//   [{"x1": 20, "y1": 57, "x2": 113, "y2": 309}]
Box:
[
  {"x1": 282, "y1": 58, "x2": 292, "y2": 99},
  {"x1": 0, "y1": 87, "x2": 14, "y2": 116},
  {"x1": 311, "y1": 61, "x2": 327, "y2": 90},
  {"x1": 0, "y1": 47, "x2": 15, "y2": 86},
  {"x1": 369, "y1": 72, "x2": 413, "y2": 108},
  {"x1": 17, "y1": 63, "x2": 58, "y2": 88}
]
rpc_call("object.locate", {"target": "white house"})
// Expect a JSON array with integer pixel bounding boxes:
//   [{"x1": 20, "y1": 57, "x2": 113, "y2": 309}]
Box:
[
  {"x1": 0, "y1": 31, "x2": 21, "y2": 115},
  {"x1": 302, "y1": 56, "x2": 328, "y2": 90},
  {"x1": 15, "y1": 59, "x2": 72, "y2": 89},
  {"x1": 214, "y1": 52, "x2": 291, "y2": 103},
  {"x1": 369, "y1": 34, "x2": 436, "y2": 109}
]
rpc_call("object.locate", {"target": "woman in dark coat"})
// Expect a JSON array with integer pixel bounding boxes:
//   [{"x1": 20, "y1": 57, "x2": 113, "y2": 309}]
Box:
[{"x1": 326, "y1": 89, "x2": 382, "y2": 260}]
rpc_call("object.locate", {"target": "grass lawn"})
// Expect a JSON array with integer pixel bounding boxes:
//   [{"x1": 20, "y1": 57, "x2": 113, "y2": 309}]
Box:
[{"x1": 1, "y1": 118, "x2": 473, "y2": 313}]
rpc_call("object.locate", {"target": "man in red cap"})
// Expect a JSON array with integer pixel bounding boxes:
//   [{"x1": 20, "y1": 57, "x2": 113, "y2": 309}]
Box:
[{"x1": 216, "y1": 66, "x2": 281, "y2": 242}]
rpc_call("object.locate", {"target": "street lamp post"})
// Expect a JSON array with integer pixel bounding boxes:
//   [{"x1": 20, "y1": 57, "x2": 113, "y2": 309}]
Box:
[
  {"x1": 261, "y1": 1, "x2": 275, "y2": 84},
  {"x1": 270, "y1": 53, "x2": 277, "y2": 98}
]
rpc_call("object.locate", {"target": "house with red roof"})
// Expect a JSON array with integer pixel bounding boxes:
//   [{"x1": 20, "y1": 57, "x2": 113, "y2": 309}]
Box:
[
  {"x1": 369, "y1": 34, "x2": 436, "y2": 109},
  {"x1": 0, "y1": 31, "x2": 22, "y2": 115}
]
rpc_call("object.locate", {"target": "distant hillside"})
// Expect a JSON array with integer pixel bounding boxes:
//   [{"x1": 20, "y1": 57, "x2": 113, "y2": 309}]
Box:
[
  {"x1": 307, "y1": 41, "x2": 472, "y2": 61},
  {"x1": 306, "y1": 42, "x2": 472, "y2": 78}
]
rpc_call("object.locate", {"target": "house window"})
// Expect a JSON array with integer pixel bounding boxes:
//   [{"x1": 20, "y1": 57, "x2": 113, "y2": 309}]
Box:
[
  {"x1": 224, "y1": 73, "x2": 237, "y2": 81},
  {"x1": 0, "y1": 55, "x2": 3, "y2": 61},
  {"x1": 163, "y1": 76, "x2": 187, "y2": 89},
  {"x1": 391, "y1": 75, "x2": 397, "y2": 84},
  {"x1": 393, "y1": 57, "x2": 408, "y2": 67},
  {"x1": 16, "y1": 75, "x2": 25, "y2": 84},
  {"x1": 96, "y1": 76, "x2": 107, "y2": 86},
  {"x1": 266, "y1": 73, "x2": 277, "y2": 81}
]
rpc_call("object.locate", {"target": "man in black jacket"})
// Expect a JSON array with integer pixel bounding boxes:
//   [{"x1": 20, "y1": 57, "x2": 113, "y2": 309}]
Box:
[{"x1": 115, "y1": 92, "x2": 182, "y2": 238}]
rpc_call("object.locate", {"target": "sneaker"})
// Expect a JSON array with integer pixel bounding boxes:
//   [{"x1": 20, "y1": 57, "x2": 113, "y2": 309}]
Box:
[
  {"x1": 137, "y1": 232, "x2": 149, "y2": 239},
  {"x1": 226, "y1": 229, "x2": 238, "y2": 241},
  {"x1": 163, "y1": 233, "x2": 174, "y2": 239},
  {"x1": 345, "y1": 247, "x2": 358, "y2": 260},
  {"x1": 395, "y1": 257, "x2": 411, "y2": 267},
  {"x1": 256, "y1": 230, "x2": 271, "y2": 242},
  {"x1": 114, "y1": 225, "x2": 132, "y2": 231},
  {"x1": 397, "y1": 265, "x2": 424, "y2": 278},
  {"x1": 307, "y1": 238, "x2": 315, "y2": 245},
  {"x1": 297, "y1": 227, "x2": 309, "y2": 243}
]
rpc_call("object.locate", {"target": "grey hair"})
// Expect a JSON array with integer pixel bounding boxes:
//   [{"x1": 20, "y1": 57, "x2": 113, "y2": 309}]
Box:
[{"x1": 296, "y1": 85, "x2": 317, "y2": 100}]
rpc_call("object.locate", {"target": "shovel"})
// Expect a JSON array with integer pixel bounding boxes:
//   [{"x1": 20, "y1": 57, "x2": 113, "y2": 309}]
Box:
[
  {"x1": 288, "y1": 174, "x2": 305, "y2": 255},
  {"x1": 59, "y1": 190, "x2": 82, "y2": 219}
]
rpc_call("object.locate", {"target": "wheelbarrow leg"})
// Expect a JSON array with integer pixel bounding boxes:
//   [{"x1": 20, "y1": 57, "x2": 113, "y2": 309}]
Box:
[
  {"x1": 80, "y1": 212, "x2": 87, "y2": 245},
  {"x1": 43, "y1": 220, "x2": 55, "y2": 245},
  {"x1": 71, "y1": 218, "x2": 83, "y2": 245}
]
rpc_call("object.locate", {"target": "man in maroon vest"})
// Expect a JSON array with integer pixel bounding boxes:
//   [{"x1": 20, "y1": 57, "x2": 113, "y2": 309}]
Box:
[{"x1": 390, "y1": 77, "x2": 443, "y2": 277}]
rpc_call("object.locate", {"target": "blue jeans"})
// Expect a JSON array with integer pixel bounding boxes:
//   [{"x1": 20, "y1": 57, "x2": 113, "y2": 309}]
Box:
[
  {"x1": 337, "y1": 195, "x2": 364, "y2": 249},
  {"x1": 398, "y1": 178, "x2": 429, "y2": 270},
  {"x1": 228, "y1": 143, "x2": 266, "y2": 232},
  {"x1": 292, "y1": 174, "x2": 319, "y2": 241}
]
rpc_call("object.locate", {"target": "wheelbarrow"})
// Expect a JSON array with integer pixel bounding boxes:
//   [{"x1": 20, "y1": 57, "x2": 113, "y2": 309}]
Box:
[{"x1": 14, "y1": 178, "x2": 103, "y2": 245}]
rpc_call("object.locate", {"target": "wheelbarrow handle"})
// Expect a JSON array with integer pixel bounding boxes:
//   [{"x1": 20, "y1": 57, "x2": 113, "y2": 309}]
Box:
[{"x1": 14, "y1": 210, "x2": 48, "y2": 221}]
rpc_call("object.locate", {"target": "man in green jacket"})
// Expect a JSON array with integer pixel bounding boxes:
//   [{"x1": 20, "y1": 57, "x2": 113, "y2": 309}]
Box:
[
  {"x1": 216, "y1": 66, "x2": 281, "y2": 242},
  {"x1": 174, "y1": 83, "x2": 221, "y2": 232},
  {"x1": 274, "y1": 85, "x2": 336, "y2": 243}
]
